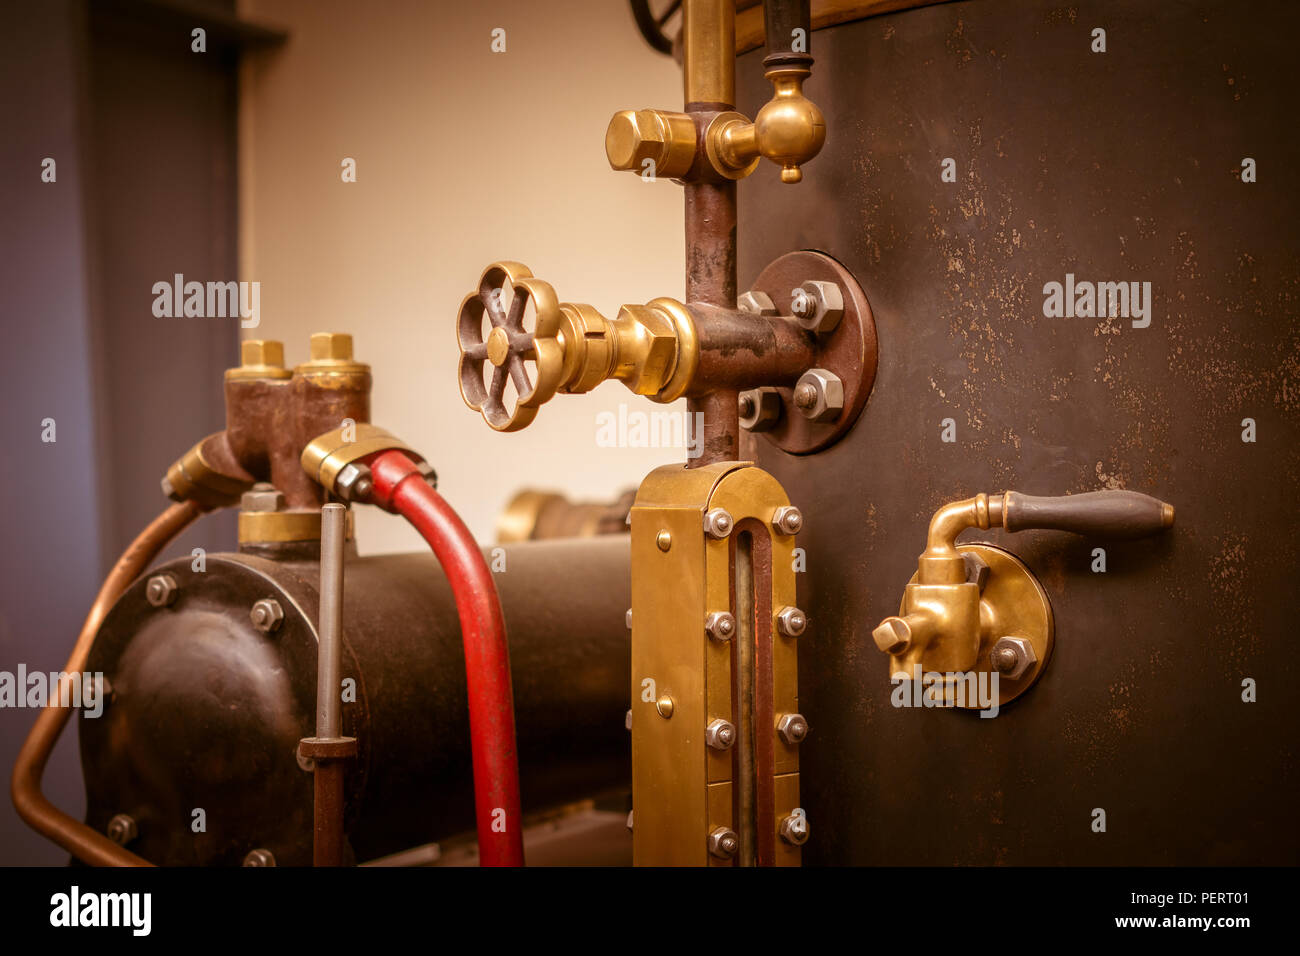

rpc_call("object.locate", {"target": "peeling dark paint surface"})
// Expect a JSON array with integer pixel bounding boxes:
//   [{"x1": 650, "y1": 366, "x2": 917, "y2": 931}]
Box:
[{"x1": 739, "y1": 0, "x2": 1299, "y2": 865}]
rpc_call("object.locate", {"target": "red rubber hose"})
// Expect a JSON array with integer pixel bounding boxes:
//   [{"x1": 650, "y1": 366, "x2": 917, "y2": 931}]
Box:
[{"x1": 365, "y1": 449, "x2": 525, "y2": 867}]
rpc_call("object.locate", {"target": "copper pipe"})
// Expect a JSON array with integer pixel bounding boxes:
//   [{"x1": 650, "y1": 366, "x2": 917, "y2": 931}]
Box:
[
  {"x1": 683, "y1": 1, "x2": 742, "y2": 467},
  {"x1": 10, "y1": 500, "x2": 204, "y2": 866}
]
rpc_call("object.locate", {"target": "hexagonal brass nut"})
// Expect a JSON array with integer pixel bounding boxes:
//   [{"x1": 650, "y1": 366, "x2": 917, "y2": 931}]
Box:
[
  {"x1": 241, "y1": 339, "x2": 285, "y2": 368},
  {"x1": 791, "y1": 280, "x2": 844, "y2": 335},
  {"x1": 991, "y1": 635, "x2": 1037, "y2": 680},
  {"x1": 777, "y1": 713, "x2": 808, "y2": 745},
  {"x1": 309, "y1": 332, "x2": 354, "y2": 362},
  {"x1": 604, "y1": 109, "x2": 695, "y2": 180},
  {"x1": 618, "y1": 305, "x2": 680, "y2": 396},
  {"x1": 794, "y1": 368, "x2": 844, "y2": 423},
  {"x1": 739, "y1": 387, "x2": 782, "y2": 432},
  {"x1": 872, "y1": 617, "x2": 912, "y2": 655}
]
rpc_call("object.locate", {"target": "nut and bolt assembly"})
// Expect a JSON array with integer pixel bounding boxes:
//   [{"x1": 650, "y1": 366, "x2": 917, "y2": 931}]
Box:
[
  {"x1": 793, "y1": 368, "x2": 844, "y2": 423},
  {"x1": 106, "y1": 813, "x2": 137, "y2": 846},
  {"x1": 777, "y1": 713, "x2": 809, "y2": 745},
  {"x1": 772, "y1": 505, "x2": 803, "y2": 535},
  {"x1": 776, "y1": 606, "x2": 806, "y2": 638},
  {"x1": 779, "y1": 812, "x2": 810, "y2": 846},
  {"x1": 708, "y1": 826, "x2": 739, "y2": 859},
  {"x1": 703, "y1": 507, "x2": 733, "y2": 539},
  {"x1": 790, "y1": 280, "x2": 844, "y2": 335},
  {"x1": 990, "y1": 636, "x2": 1037, "y2": 680},
  {"x1": 145, "y1": 574, "x2": 179, "y2": 608},
  {"x1": 705, "y1": 718, "x2": 737, "y2": 751},
  {"x1": 249, "y1": 598, "x2": 285, "y2": 634},
  {"x1": 705, "y1": 611, "x2": 736, "y2": 642}
]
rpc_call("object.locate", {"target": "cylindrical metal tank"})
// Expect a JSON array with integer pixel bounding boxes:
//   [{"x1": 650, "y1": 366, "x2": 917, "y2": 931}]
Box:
[
  {"x1": 738, "y1": 0, "x2": 1298, "y2": 864},
  {"x1": 80, "y1": 537, "x2": 631, "y2": 866}
]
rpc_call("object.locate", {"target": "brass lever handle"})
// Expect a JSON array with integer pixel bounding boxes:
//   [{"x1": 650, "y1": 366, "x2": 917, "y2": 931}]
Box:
[
  {"x1": 872, "y1": 489, "x2": 1176, "y2": 706},
  {"x1": 918, "y1": 490, "x2": 1174, "y2": 586},
  {"x1": 999, "y1": 490, "x2": 1174, "y2": 538}
]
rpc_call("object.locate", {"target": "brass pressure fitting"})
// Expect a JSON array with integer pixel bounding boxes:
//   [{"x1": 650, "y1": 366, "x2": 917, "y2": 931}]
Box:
[
  {"x1": 605, "y1": 109, "x2": 698, "y2": 181},
  {"x1": 164, "y1": 333, "x2": 374, "y2": 543}
]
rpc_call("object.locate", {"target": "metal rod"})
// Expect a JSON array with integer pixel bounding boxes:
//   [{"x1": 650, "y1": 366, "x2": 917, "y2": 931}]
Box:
[{"x1": 317, "y1": 502, "x2": 345, "y2": 739}]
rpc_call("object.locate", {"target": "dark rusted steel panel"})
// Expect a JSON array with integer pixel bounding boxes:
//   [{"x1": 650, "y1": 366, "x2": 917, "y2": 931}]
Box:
[{"x1": 738, "y1": 0, "x2": 1299, "y2": 864}]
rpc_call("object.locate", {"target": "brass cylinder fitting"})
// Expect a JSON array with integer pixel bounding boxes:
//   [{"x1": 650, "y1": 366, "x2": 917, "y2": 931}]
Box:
[
  {"x1": 225, "y1": 339, "x2": 293, "y2": 382},
  {"x1": 605, "y1": 109, "x2": 698, "y2": 181}
]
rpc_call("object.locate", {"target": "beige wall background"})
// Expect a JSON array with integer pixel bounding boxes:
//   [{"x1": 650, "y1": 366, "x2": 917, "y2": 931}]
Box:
[{"x1": 238, "y1": 0, "x2": 688, "y2": 553}]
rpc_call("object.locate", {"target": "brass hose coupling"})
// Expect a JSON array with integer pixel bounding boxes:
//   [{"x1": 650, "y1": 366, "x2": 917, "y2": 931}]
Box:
[{"x1": 873, "y1": 490, "x2": 1175, "y2": 702}]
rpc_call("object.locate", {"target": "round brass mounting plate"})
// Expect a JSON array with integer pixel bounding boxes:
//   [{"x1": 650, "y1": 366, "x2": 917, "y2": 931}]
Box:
[
  {"x1": 899, "y1": 543, "x2": 1054, "y2": 708},
  {"x1": 746, "y1": 249, "x2": 878, "y2": 454}
]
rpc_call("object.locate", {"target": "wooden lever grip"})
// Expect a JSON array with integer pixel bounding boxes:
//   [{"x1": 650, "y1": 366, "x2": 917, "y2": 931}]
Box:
[{"x1": 1002, "y1": 491, "x2": 1175, "y2": 539}]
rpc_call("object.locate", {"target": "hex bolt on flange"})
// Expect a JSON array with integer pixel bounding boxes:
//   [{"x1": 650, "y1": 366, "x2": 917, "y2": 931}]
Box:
[
  {"x1": 790, "y1": 280, "x2": 844, "y2": 335},
  {"x1": 793, "y1": 368, "x2": 844, "y2": 423},
  {"x1": 242, "y1": 848, "x2": 276, "y2": 867},
  {"x1": 708, "y1": 826, "x2": 739, "y2": 859},
  {"x1": 250, "y1": 598, "x2": 285, "y2": 634},
  {"x1": 737, "y1": 289, "x2": 778, "y2": 316},
  {"x1": 772, "y1": 506, "x2": 803, "y2": 535},
  {"x1": 738, "y1": 387, "x2": 782, "y2": 432},
  {"x1": 145, "y1": 574, "x2": 178, "y2": 608},
  {"x1": 990, "y1": 636, "x2": 1037, "y2": 680},
  {"x1": 776, "y1": 606, "x2": 806, "y2": 637},
  {"x1": 106, "y1": 813, "x2": 137, "y2": 846},
  {"x1": 777, "y1": 713, "x2": 809, "y2": 745},
  {"x1": 705, "y1": 718, "x2": 737, "y2": 751},
  {"x1": 240, "y1": 483, "x2": 284, "y2": 513},
  {"x1": 703, "y1": 507, "x2": 734, "y2": 539},
  {"x1": 779, "y1": 813, "x2": 810, "y2": 846},
  {"x1": 705, "y1": 611, "x2": 736, "y2": 642}
]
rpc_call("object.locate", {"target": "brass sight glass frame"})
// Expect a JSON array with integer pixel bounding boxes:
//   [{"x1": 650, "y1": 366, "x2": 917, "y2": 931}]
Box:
[{"x1": 630, "y1": 462, "x2": 801, "y2": 867}]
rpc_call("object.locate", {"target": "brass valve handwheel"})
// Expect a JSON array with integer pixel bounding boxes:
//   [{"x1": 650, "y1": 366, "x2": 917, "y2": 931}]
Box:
[{"x1": 457, "y1": 262, "x2": 565, "y2": 432}]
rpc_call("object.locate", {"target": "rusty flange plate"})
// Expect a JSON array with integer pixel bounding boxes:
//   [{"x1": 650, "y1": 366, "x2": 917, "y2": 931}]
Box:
[{"x1": 746, "y1": 250, "x2": 878, "y2": 454}]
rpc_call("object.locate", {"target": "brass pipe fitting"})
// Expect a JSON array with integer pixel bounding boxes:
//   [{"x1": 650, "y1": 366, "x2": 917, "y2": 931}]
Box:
[
  {"x1": 873, "y1": 489, "x2": 1176, "y2": 698},
  {"x1": 163, "y1": 333, "x2": 375, "y2": 544},
  {"x1": 605, "y1": 109, "x2": 698, "y2": 181},
  {"x1": 705, "y1": 65, "x2": 825, "y2": 183}
]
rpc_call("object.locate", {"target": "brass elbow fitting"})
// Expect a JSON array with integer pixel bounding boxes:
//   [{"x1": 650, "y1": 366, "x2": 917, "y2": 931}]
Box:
[{"x1": 706, "y1": 65, "x2": 825, "y2": 183}]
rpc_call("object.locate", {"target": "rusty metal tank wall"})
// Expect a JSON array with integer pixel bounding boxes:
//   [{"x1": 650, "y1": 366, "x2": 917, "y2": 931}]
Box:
[
  {"x1": 737, "y1": 0, "x2": 1298, "y2": 864},
  {"x1": 80, "y1": 536, "x2": 631, "y2": 865}
]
